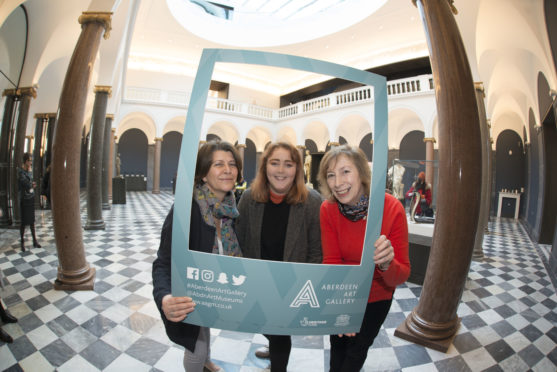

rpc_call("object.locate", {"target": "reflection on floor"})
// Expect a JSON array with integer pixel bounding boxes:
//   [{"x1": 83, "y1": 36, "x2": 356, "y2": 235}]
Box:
[{"x1": 0, "y1": 191, "x2": 555, "y2": 371}]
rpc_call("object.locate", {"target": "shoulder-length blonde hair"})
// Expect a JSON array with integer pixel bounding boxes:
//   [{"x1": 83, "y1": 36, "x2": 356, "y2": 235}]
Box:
[
  {"x1": 250, "y1": 142, "x2": 308, "y2": 204},
  {"x1": 317, "y1": 144, "x2": 371, "y2": 201}
]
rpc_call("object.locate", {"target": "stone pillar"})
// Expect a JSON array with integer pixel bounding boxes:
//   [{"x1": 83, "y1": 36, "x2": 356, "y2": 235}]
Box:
[
  {"x1": 43, "y1": 113, "x2": 57, "y2": 168},
  {"x1": 152, "y1": 137, "x2": 162, "y2": 194},
  {"x1": 108, "y1": 128, "x2": 115, "y2": 199},
  {"x1": 33, "y1": 114, "x2": 48, "y2": 208},
  {"x1": 236, "y1": 143, "x2": 246, "y2": 180},
  {"x1": 472, "y1": 82, "x2": 490, "y2": 260},
  {"x1": 85, "y1": 86, "x2": 111, "y2": 229},
  {"x1": 11, "y1": 87, "x2": 37, "y2": 227},
  {"x1": 51, "y1": 11, "x2": 112, "y2": 291},
  {"x1": 395, "y1": 0, "x2": 482, "y2": 352},
  {"x1": 102, "y1": 114, "x2": 113, "y2": 210},
  {"x1": 423, "y1": 137, "x2": 436, "y2": 194},
  {"x1": 0, "y1": 90, "x2": 17, "y2": 227}
]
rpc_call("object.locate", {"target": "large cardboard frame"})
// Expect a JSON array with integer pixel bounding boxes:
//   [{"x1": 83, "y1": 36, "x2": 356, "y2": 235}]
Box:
[{"x1": 172, "y1": 49, "x2": 388, "y2": 335}]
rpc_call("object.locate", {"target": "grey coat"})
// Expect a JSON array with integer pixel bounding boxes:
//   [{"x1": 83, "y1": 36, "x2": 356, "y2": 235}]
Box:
[{"x1": 235, "y1": 188, "x2": 323, "y2": 263}]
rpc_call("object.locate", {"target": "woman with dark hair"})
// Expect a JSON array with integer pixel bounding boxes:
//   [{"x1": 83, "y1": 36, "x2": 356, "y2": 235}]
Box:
[
  {"x1": 153, "y1": 140, "x2": 243, "y2": 372},
  {"x1": 235, "y1": 142, "x2": 322, "y2": 372},
  {"x1": 318, "y1": 144, "x2": 410, "y2": 371},
  {"x1": 18, "y1": 152, "x2": 41, "y2": 251}
]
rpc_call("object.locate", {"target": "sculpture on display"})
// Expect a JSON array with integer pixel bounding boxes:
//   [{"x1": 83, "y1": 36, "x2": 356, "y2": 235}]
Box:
[
  {"x1": 304, "y1": 149, "x2": 312, "y2": 185},
  {"x1": 115, "y1": 153, "x2": 121, "y2": 177},
  {"x1": 387, "y1": 161, "x2": 405, "y2": 200}
]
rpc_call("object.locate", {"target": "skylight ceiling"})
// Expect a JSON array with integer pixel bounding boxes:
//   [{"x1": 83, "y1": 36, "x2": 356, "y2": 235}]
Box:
[{"x1": 167, "y1": 0, "x2": 388, "y2": 47}]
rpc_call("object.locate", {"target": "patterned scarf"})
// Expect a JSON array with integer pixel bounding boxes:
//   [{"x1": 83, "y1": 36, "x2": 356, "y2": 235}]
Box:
[
  {"x1": 194, "y1": 183, "x2": 242, "y2": 257},
  {"x1": 337, "y1": 194, "x2": 369, "y2": 222}
]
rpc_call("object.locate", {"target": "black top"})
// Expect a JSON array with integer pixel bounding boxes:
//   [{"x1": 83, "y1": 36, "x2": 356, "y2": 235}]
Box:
[{"x1": 260, "y1": 200, "x2": 290, "y2": 261}]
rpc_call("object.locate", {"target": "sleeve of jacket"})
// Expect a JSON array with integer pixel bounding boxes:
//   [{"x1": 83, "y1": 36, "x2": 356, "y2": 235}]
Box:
[
  {"x1": 152, "y1": 206, "x2": 173, "y2": 311},
  {"x1": 380, "y1": 196, "x2": 411, "y2": 287},
  {"x1": 306, "y1": 189, "x2": 323, "y2": 263},
  {"x1": 235, "y1": 189, "x2": 249, "y2": 252}
]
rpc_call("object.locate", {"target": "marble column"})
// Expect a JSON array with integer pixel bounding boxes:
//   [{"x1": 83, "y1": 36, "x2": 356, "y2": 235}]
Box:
[
  {"x1": 11, "y1": 87, "x2": 37, "y2": 227},
  {"x1": 152, "y1": 137, "x2": 162, "y2": 194},
  {"x1": 236, "y1": 143, "x2": 246, "y2": 180},
  {"x1": 473, "y1": 82, "x2": 490, "y2": 260},
  {"x1": 33, "y1": 114, "x2": 48, "y2": 208},
  {"x1": 102, "y1": 114, "x2": 113, "y2": 210},
  {"x1": 85, "y1": 86, "x2": 111, "y2": 229},
  {"x1": 108, "y1": 128, "x2": 115, "y2": 199},
  {"x1": 51, "y1": 11, "x2": 111, "y2": 291},
  {"x1": 0, "y1": 90, "x2": 17, "y2": 227},
  {"x1": 25, "y1": 135, "x2": 33, "y2": 153},
  {"x1": 395, "y1": 0, "x2": 482, "y2": 352},
  {"x1": 43, "y1": 113, "x2": 57, "y2": 169},
  {"x1": 423, "y1": 137, "x2": 436, "y2": 194}
]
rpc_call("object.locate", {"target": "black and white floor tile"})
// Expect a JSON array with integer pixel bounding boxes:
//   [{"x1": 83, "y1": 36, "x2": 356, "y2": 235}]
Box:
[{"x1": 0, "y1": 191, "x2": 555, "y2": 371}]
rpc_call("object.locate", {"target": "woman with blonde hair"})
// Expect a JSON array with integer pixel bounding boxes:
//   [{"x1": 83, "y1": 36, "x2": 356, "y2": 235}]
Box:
[
  {"x1": 318, "y1": 144, "x2": 410, "y2": 371},
  {"x1": 235, "y1": 142, "x2": 322, "y2": 372}
]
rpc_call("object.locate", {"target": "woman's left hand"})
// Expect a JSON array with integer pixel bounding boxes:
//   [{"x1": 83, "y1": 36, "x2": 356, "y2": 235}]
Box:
[{"x1": 374, "y1": 235, "x2": 394, "y2": 271}]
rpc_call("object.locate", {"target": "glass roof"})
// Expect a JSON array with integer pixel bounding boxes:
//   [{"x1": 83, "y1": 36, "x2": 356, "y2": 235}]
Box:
[{"x1": 167, "y1": 0, "x2": 387, "y2": 47}]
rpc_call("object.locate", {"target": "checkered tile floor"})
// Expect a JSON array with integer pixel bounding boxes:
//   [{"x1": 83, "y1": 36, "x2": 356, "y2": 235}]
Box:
[{"x1": 0, "y1": 191, "x2": 555, "y2": 371}]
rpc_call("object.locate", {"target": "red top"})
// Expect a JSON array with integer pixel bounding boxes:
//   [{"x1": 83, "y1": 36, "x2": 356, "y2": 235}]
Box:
[{"x1": 320, "y1": 193, "x2": 410, "y2": 303}]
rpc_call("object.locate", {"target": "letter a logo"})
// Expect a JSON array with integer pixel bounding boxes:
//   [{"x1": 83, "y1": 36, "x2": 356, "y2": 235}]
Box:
[{"x1": 290, "y1": 280, "x2": 320, "y2": 308}]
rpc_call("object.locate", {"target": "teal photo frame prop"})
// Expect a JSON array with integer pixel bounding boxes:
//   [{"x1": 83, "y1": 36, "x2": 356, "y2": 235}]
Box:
[{"x1": 172, "y1": 49, "x2": 388, "y2": 335}]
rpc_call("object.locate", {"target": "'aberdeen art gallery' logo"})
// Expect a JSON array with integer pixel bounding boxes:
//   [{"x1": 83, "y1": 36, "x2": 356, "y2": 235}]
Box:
[{"x1": 290, "y1": 280, "x2": 320, "y2": 308}]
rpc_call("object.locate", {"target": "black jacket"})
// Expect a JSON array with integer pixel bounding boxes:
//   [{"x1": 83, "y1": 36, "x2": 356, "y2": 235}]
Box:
[{"x1": 152, "y1": 201, "x2": 216, "y2": 352}]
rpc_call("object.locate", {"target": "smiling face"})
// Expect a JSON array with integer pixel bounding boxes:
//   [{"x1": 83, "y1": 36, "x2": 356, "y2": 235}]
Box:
[
  {"x1": 266, "y1": 147, "x2": 297, "y2": 195},
  {"x1": 326, "y1": 154, "x2": 364, "y2": 206},
  {"x1": 202, "y1": 150, "x2": 238, "y2": 200}
]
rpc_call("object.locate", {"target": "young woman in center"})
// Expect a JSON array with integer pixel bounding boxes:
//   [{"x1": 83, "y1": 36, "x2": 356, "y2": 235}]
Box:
[
  {"x1": 153, "y1": 140, "x2": 242, "y2": 372},
  {"x1": 318, "y1": 145, "x2": 410, "y2": 371},
  {"x1": 235, "y1": 142, "x2": 322, "y2": 372}
]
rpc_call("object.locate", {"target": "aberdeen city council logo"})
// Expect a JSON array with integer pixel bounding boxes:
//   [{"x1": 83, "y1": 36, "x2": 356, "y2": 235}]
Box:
[{"x1": 290, "y1": 280, "x2": 320, "y2": 308}]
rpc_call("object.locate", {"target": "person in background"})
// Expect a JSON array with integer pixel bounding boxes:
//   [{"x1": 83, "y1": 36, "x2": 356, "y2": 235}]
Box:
[
  {"x1": 235, "y1": 142, "x2": 322, "y2": 372},
  {"x1": 405, "y1": 171, "x2": 433, "y2": 217},
  {"x1": 318, "y1": 145, "x2": 410, "y2": 371},
  {"x1": 41, "y1": 164, "x2": 51, "y2": 209},
  {"x1": 153, "y1": 140, "x2": 243, "y2": 372},
  {"x1": 18, "y1": 152, "x2": 41, "y2": 251}
]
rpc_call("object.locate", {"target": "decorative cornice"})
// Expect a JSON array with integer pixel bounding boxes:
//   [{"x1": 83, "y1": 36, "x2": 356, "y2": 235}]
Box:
[
  {"x1": 423, "y1": 137, "x2": 437, "y2": 143},
  {"x1": 106, "y1": 114, "x2": 114, "y2": 120},
  {"x1": 78, "y1": 12, "x2": 112, "y2": 40},
  {"x1": 94, "y1": 85, "x2": 112, "y2": 97},
  {"x1": 412, "y1": 0, "x2": 457, "y2": 14}
]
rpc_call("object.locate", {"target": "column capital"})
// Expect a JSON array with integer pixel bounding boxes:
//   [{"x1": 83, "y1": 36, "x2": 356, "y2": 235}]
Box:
[
  {"x1": 106, "y1": 114, "x2": 114, "y2": 120},
  {"x1": 94, "y1": 85, "x2": 112, "y2": 97},
  {"x1": 154, "y1": 137, "x2": 163, "y2": 142},
  {"x1": 34, "y1": 113, "x2": 49, "y2": 119},
  {"x1": 19, "y1": 86, "x2": 38, "y2": 99},
  {"x1": 412, "y1": 0, "x2": 457, "y2": 14},
  {"x1": 423, "y1": 137, "x2": 437, "y2": 143},
  {"x1": 26, "y1": 135, "x2": 34, "y2": 140},
  {"x1": 78, "y1": 12, "x2": 112, "y2": 39},
  {"x1": 474, "y1": 82, "x2": 484, "y2": 92},
  {"x1": 46, "y1": 112, "x2": 57, "y2": 118},
  {"x1": 296, "y1": 145, "x2": 305, "y2": 150},
  {"x1": 486, "y1": 119, "x2": 491, "y2": 128},
  {"x1": 2, "y1": 88, "x2": 18, "y2": 97},
  {"x1": 111, "y1": 128, "x2": 116, "y2": 133},
  {"x1": 236, "y1": 143, "x2": 247, "y2": 149},
  {"x1": 370, "y1": 139, "x2": 374, "y2": 144},
  {"x1": 329, "y1": 141, "x2": 340, "y2": 147}
]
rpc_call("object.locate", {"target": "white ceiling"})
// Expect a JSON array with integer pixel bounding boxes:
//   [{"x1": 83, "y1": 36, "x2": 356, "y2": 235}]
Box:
[{"x1": 128, "y1": 0, "x2": 429, "y2": 95}]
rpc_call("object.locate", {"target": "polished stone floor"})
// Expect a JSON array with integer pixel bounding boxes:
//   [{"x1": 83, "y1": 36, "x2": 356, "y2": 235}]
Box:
[{"x1": 0, "y1": 191, "x2": 555, "y2": 371}]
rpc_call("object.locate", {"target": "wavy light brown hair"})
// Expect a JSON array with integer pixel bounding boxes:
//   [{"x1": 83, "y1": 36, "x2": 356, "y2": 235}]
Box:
[
  {"x1": 250, "y1": 142, "x2": 308, "y2": 204},
  {"x1": 317, "y1": 144, "x2": 371, "y2": 201},
  {"x1": 194, "y1": 140, "x2": 243, "y2": 186}
]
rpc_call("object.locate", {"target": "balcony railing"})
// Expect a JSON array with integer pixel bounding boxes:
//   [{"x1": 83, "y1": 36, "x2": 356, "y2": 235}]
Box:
[{"x1": 123, "y1": 74, "x2": 434, "y2": 121}]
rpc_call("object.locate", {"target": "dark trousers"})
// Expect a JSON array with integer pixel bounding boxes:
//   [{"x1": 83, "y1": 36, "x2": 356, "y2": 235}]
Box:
[
  {"x1": 329, "y1": 299, "x2": 392, "y2": 372},
  {"x1": 264, "y1": 334, "x2": 291, "y2": 372}
]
